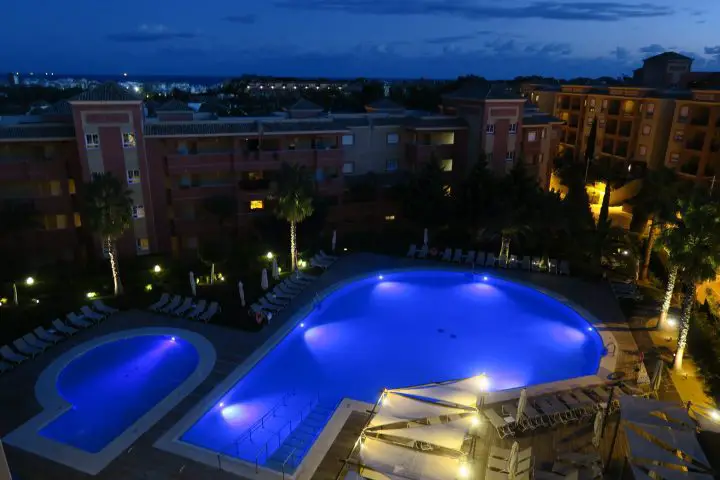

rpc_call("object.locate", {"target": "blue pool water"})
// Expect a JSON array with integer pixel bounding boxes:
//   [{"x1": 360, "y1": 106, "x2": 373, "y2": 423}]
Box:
[
  {"x1": 40, "y1": 335, "x2": 198, "y2": 453},
  {"x1": 180, "y1": 270, "x2": 603, "y2": 466}
]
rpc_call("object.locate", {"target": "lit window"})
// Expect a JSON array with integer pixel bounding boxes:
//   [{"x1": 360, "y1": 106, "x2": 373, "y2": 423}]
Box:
[
  {"x1": 486, "y1": 124, "x2": 495, "y2": 134},
  {"x1": 642, "y1": 125, "x2": 651, "y2": 136},
  {"x1": 538, "y1": 153, "x2": 544, "y2": 163},
  {"x1": 386, "y1": 159, "x2": 398, "y2": 171},
  {"x1": 136, "y1": 238, "x2": 149, "y2": 252},
  {"x1": 68, "y1": 179, "x2": 76, "y2": 194},
  {"x1": 127, "y1": 169, "x2": 141, "y2": 184},
  {"x1": 680, "y1": 106, "x2": 689, "y2": 117},
  {"x1": 74, "y1": 213, "x2": 82, "y2": 227},
  {"x1": 341, "y1": 134, "x2": 354, "y2": 146},
  {"x1": 589, "y1": 98, "x2": 596, "y2": 107},
  {"x1": 509, "y1": 123, "x2": 518, "y2": 134},
  {"x1": 123, "y1": 133, "x2": 137, "y2": 148},
  {"x1": 56, "y1": 214, "x2": 67, "y2": 229},
  {"x1": 440, "y1": 159, "x2": 453, "y2": 172},
  {"x1": 386, "y1": 133, "x2": 399, "y2": 144},
  {"x1": 669, "y1": 153, "x2": 680, "y2": 163},
  {"x1": 250, "y1": 200, "x2": 264, "y2": 210},
  {"x1": 49, "y1": 180, "x2": 62, "y2": 196},
  {"x1": 505, "y1": 151, "x2": 515, "y2": 161},
  {"x1": 342, "y1": 162, "x2": 355, "y2": 174},
  {"x1": 132, "y1": 205, "x2": 145, "y2": 219},
  {"x1": 385, "y1": 215, "x2": 396, "y2": 221},
  {"x1": 527, "y1": 131, "x2": 537, "y2": 142},
  {"x1": 646, "y1": 103, "x2": 655, "y2": 115},
  {"x1": 85, "y1": 133, "x2": 99, "y2": 149},
  {"x1": 587, "y1": 117, "x2": 593, "y2": 126},
  {"x1": 639, "y1": 145, "x2": 647, "y2": 156},
  {"x1": 602, "y1": 99, "x2": 608, "y2": 109}
]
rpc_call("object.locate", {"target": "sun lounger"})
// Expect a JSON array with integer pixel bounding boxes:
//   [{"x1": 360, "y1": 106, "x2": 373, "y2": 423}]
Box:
[
  {"x1": 281, "y1": 280, "x2": 303, "y2": 292},
  {"x1": 476, "y1": 251, "x2": 486, "y2": 265},
  {"x1": 296, "y1": 271, "x2": 317, "y2": 281},
  {"x1": 53, "y1": 318, "x2": 78, "y2": 336},
  {"x1": 464, "y1": 251, "x2": 476, "y2": 265},
  {"x1": 93, "y1": 299, "x2": 118, "y2": 314},
  {"x1": 417, "y1": 244, "x2": 428, "y2": 259},
  {"x1": 509, "y1": 255, "x2": 519, "y2": 268},
  {"x1": 535, "y1": 471, "x2": 569, "y2": 480},
  {"x1": 160, "y1": 295, "x2": 182, "y2": 313},
  {"x1": 490, "y1": 445, "x2": 533, "y2": 463},
  {"x1": 482, "y1": 407, "x2": 515, "y2": 439},
  {"x1": 259, "y1": 298, "x2": 283, "y2": 312},
  {"x1": 569, "y1": 390, "x2": 599, "y2": 414},
  {"x1": 535, "y1": 397, "x2": 569, "y2": 425},
  {"x1": 406, "y1": 244, "x2": 417, "y2": 257},
  {"x1": 559, "y1": 392, "x2": 591, "y2": 420},
  {"x1": 0, "y1": 345, "x2": 26, "y2": 364},
  {"x1": 521, "y1": 256, "x2": 531, "y2": 270},
  {"x1": 531, "y1": 257, "x2": 543, "y2": 271},
  {"x1": 23, "y1": 333, "x2": 50, "y2": 352},
  {"x1": 558, "y1": 260, "x2": 570, "y2": 275},
  {"x1": 271, "y1": 286, "x2": 295, "y2": 300},
  {"x1": 174, "y1": 298, "x2": 194, "y2": 316},
  {"x1": 485, "y1": 253, "x2": 497, "y2": 267},
  {"x1": 319, "y1": 250, "x2": 338, "y2": 262},
  {"x1": 80, "y1": 305, "x2": 106, "y2": 321},
  {"x1": 149, "y1": 293, "x2": 171, "y2": 311},
  {"x1": 265, "y1": 293, "x2": 289, "y2": 306},
  {"x1": 34, "y1": 327, "x2": 62, "y2": 344},
  {"x1": 13, "y1": 339, "x2": 42, "y2": 358},
  {"x1": 67, "y1": 313, "x2": 92, "y2": 328},
  {"x1": 0, "y1": 361, "x2": 12, "y2": 374},
  {"x1": 440, "y1": 248, "x2": 452, "y2": 261},
  {"x1": 249, "y1": 303, "x2": 271, "y2": 317},
  {"x1": 186, "y1": 299, "x2": 207, "y2": 319},
  {"x1": 199, "y1": 302, "x2": 220, "y2": 323},
  {"x1": 310, "y1": 257, "x2": 331, "y2": 270},
  {"x1": 452, "y1": 249, "x2": 463, "y2": 263},
  {"x1": 549, "y1": 258, "x2": 559, "y2": 273},
  {"x1": 502, "y1": 403, "x2": 533, "y2": 432}
]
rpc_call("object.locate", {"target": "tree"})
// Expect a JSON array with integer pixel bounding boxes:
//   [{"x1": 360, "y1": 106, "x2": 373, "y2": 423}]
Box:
[
  {"x1": 83, "y1": 172, "x2": 133, "y2": 296},
  {"x1": 590, "y1": 156, "x2": 628, "y2": 263},
  {"x1": 400, "y1": 157, "x2": 452, "y2": 230},
  {"x1": 198, "y1": 238, "x2": 230, "y2": 285},
  {"x1": 0, "y1": 200, "x2": 40, "y2": 305},
  {"x1": 659, "y1": 194, "x2": 720, "y2": 370},
  {"x1": 273, "y1": 163, "x2": 314, "y2": 270},
  {"x1": 631, "y1": 167, "x2": 684, "y2": 281},
  {"x1": 202, "y1": 194, "x2": 238, "y2": 237}
]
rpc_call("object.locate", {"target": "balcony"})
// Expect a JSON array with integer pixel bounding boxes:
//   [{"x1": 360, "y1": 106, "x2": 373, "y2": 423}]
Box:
[
  {"x1": 171, "y1": 185, "x2": 235, "y2": 202},
  {"x1": 33, "y1": 195, "x2": 73, "y2": 214},
  {"x1": 173, "y1": 218, "x2": 223, "y2": 236},
  {"x1": 405, "y1": 143, "x2": 455, "y2": 164},
  {"x1": 316, "y1": 148, "x2": 344, "y2": 168},
  {"x1": 166, "y1": 152, "x2": 233, "y2": 175},
  {"x1": 0, "y1": 157, "x2": 68, "y2": 182},
  {"x1": 618, "y1": 126, "x2": 632, "y2": 137},
  {"x1": 690, "y1": 116, "x2": 710, "y2": 126},
  {"x1": 317, "y1": 177, "x2": 344, "y2": 195},
  {"x1": 685, "y1": 140, "x2": 704, "y2": 151},
  {"x1": 678, "y1": 116, "x2": 689, "y2": 124}
]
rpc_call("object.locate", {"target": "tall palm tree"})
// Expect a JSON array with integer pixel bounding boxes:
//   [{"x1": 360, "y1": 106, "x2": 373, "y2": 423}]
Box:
[
  {"x1": 274, "y1": 163, "x2": 314, "y2": 270},
  {"x1": 631, "y1": 167, "x2": 684, "y2": 281},
  {"x1": 659, "y1": 194, "x2": 720, "y2": 370},
  {"x1": 84, "y1": 172, "x2": 133, "y2": 296}
]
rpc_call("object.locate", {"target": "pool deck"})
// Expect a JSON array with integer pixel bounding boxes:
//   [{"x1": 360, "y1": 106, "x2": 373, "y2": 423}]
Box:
[{"x1": 0, "y1": 253, "x2": 638, "y2": 479}]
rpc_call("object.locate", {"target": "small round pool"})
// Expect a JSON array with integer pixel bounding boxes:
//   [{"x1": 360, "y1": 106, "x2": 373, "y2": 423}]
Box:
[
  {"x1": 181, "y1": 270, "x2": 604, "y2": 463},
  {"x1": 39, "y1": 335, "x2": 199, "y2": 453}
]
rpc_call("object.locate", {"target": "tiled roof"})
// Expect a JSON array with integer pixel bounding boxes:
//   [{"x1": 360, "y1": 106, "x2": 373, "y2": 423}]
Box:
[
  {"x1": 443, "y1": 83, "x2": 523, "y2": 101},
  {"x1": 262, "y1": 120, "x2": 351, "y2": 133},
  {"x1": 0, "y1": 124, "x2": 76, "y2": 140},
  {"x1": 71, "y1": 82, "x2": 142, "y2": 102},
  {"x1": 44, "y1": 100, "x2": 73, "y2": 115},
  {"x1": 367, "y1": 98, "x2": 404, "y2": 110},
  {"x1": 644, "y1": 51, "x2": 692, "y2": 62},
  {"x1": 522, "y1": 114, "x2": 563, "y2": 126},
  {"x1": 157, "y1": 99, "x2": 193, "y2": 112},
  {"x1": 289, "y1": 98, "x2": 323, "y2": 111},
  {"x1": 144, "y1": 122, "x2": 259, "y2": 137}
]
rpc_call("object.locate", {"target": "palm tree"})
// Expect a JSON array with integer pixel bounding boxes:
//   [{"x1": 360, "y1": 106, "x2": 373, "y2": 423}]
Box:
[
  {"x1": 83, "y1": 172, "x2": 133, "y2": 296},
  {"x1": 659, "y1": 194, "x2": 720, "y2": 370},
  {"x1": 631, "y1": 167, "x2": 684, "y2": 281},
  {"x1": 274, "y1": 163, "x2": 314, "y2": 270}
]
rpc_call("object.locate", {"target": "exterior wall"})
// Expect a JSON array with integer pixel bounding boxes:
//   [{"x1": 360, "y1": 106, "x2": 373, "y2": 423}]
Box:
[{"x1": 664, "y1": 97, "x2": 720, "y2": 179}]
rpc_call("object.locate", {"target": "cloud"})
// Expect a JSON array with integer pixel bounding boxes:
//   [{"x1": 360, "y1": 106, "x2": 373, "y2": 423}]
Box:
[
  {"x1": 107, "y1": 24, "x2": 197, "y2": 42},
  {"x1": 425, "y1": 31, "x2": 493, "y2": 44},
  {"x1": 705, "y1": 46, "x2": 720, "y2": 56},
  {"x1": 525, "y1": 43, "x2": 572, "y2": 56},
  {"x1": 223, "y1": 14, "x2": 257, "y2": 24},
  {"x1": 274, "y1": 0, "x2": 673, "y2": 22},
  {"x1": 639, "y1": 44, "x2": 665, "y2": 55},
  {"x1": 610, "y1": 47, "x2": 630, "y2": 61}
]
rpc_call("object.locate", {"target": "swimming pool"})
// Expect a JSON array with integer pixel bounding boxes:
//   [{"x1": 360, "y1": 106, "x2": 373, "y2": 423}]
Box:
[
  {"x1": 177, "y1": 270, "x2": 605, "y2": 471},
  {"x1": 3, "y1": 328, "x2": 216, "y2": 475}
]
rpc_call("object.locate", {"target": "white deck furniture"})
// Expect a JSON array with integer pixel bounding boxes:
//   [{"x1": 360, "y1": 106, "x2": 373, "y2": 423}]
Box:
[
  {"x1": 93, "y1": 299, "x2": 118, "y2": 314},
  {"x1": 53, "y1": 319, "x2": 78, "y2": 336},
  {"x1": 0, "y1": 346, "x2": 26, "y2": 364},
  {"x1": 34, "y1": 327, "x2": 62, "y2": 344},
  {"x1": 149, "y1": 293, "x2": 170, "y2": 311}
]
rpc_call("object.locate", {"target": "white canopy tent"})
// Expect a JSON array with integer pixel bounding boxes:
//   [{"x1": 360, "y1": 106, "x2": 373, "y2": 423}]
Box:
[{"x1": 360, "y1": 437, "x2": 464, "y2": 480}]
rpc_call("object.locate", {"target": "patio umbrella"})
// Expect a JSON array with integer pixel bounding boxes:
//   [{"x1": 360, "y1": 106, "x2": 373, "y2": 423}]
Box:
[
  {"x1": 423, "y1": 228, "x2": 428, "y2": 247},
  {"x1": 189, "y1": 271, "x2": 197, "y2": 296},
  {"x1": 592, "y1": 410, "x2": 604, "y2": 448},
  {"x1": 0, "y1": 440, "x2": 11, "y2": 480},
  {"x1": 238, "y1": 281, "x2": 245, "y2": 307},
  {"x1": 651, "y1": 358, "x2": 664, "y2": 394},
  {"x1": 261, "y1": 268, "x2": 269, "y2": 291},
  {"x1": 517, "y1": 389, "x2": 527, "y2": 424},
  {"x1": 272, "y1": 257, "x2": 280, "y2": 280},
  {"x1": 332, "y1": 229, "x2": 337, "y2": 252},
  {"x1": 507, "y1": 441, "x2": 520, "y2": 476}
]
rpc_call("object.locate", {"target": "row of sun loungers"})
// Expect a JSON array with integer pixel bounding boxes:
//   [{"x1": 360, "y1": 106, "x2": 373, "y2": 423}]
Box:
[
  {"x1": 485, "y1": 445, "x2": 534, "y2": 480},
  {"x1": 309, "y1": 250, "x2": 339, "y2": 270},
  {"x1": 148, "y1": 293, "x2": 220, "y2": 322},
  {"x1": 0, "y1": 300, "x2": 118, "y2": 373},
  {"x1": 609, "y1": 280, "x2": 643, "y2": 301},
  {"x1": 249, "y1": 271, "x2": 318, "y2": 318},
  {"x1": 406, "y1": 245, "x2": 571, "y2": 275},
  {"x1": 483, "y1": 384, "x2": 627, "y2": 439}
]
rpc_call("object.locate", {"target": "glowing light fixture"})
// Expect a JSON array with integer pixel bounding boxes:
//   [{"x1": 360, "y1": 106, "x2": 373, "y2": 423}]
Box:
[
  {"x1": 475, "y1": 373, "x2": 490, "y2": 392},
  {"x1": 219, "y1": 402, "x2": 225, "y2": 408},
  {"x1": 587, "y1": 326, "x2": 593, "y2": 332},
  {"x1": 145, "y1": 284, "x2": 153, "y2": 292},
  {"x1": 300, "y1": 322, "x2": 305, "y2": 328},
  {"x1": 343, "y1": 247, "x2": 348, "y2": 251},
  {"x1": 458, "y1": 463, "x2": 470, "y2": 478},
  {"x1": 32, "y1": 298, "x2": 40, "y2": 304},
  {"x1": 266, "y1": 252, "x2": 274, "y2": 260},
  {"x1": 86, "y1": 291, "x2": 97, "y2": 299},
  {"x1": 710, "y1": 410, "x2": 720, "y2": 421},
  {"x1": 171, "y1": 336, "x2": 176, "y2": 342},
  {"x1": 482, "y1": 276, "x2": 489, "y2": 281},
  {"x1": 153, "y1": 264, "x2": 162, "y2": 273},
  {"x1": 25, "y1": 276, "x2": 35, "y2": 286},
  {"x1": 471, "y1": 415, "x2": 480, "y2": 426},
  {"x1": 378, "y1": 275, "x2": 384, "y2": 280},
  {"x1": 667, "y1": 317, "x2": 678, "y2": 328}
]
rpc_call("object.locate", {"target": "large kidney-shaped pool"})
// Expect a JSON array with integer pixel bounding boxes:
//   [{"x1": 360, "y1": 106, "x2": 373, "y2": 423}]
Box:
[{"x1": 177, "y1": 270, "x2": 605, "y2": 470}]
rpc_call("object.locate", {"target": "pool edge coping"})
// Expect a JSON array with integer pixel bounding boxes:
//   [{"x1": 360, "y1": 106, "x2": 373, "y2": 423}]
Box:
[
  {"x1": 2, "y1": 327, "x2": 217, "y2": 476},
  {"x1": 154, "y1": 265, "x2": 619, "y2": 479}
]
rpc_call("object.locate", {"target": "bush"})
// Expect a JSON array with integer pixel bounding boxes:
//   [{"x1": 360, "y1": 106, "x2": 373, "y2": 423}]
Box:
[{"x1": 688, "y1": 301, "x2": 720, "y2": 397}]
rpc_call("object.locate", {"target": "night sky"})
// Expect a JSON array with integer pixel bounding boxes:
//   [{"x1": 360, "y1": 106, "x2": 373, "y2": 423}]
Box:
[{"x1": 3, "y1": 0, "x2": 719, "y2": 79}]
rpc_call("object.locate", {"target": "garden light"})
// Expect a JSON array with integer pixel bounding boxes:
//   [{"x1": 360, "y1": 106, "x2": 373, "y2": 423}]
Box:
[
  {"x1": 86, "y1": 292, "x2": 97, "y2": 299},
  {"x1": 145, "y1": 284, "x2": 153, "y2": 292},
  {"x1": 266, "y1": 252, "x2": 274, "y2": 260},
  {"x1": 667, "y1": 317, "x2": 678, "y2": 328},
  {"x1": 0, "y1": 298, "x2": 7, "y2": 304},
  {"x1": 153, "y1": 264, "x2": 162, "y2": 273},
  {"x1": 32, "y1": 298, "x2": 40, "y2": 304},
  {"x1": 25, "y1": 277, "x2": 35, "y2": 286}
]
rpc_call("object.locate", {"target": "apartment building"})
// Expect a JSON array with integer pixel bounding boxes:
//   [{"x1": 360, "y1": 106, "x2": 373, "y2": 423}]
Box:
[
  {"x1": 0, "y1": 82, "x2": 561, "y2": 265},
  {"x1": 632, "y1": 52, "x2": 693, "y2": 88}
]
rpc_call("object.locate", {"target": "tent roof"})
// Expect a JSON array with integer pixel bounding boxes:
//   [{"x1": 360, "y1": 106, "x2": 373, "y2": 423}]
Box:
[
  {"x1": 630, "y1": 423, "x2": 710, "y2": 467},
  {"x1": 621, "y1": 396, "x2": 694, "y2": 429},
  {"x1": 390, "y1": 384, "x2": 477, "y2": 409},
  {"x1": 376, "y1": 416, "x2": 473, "y2": 451},
  {"x1": 374, "y1": 392, "x2": 468, "y2": 424},
  {"x1": 625, "y1": 428, "x2": 696, "y2": 468},
  {"x1": 360, "y1": 437, "x2": 462, "y2": 480}
]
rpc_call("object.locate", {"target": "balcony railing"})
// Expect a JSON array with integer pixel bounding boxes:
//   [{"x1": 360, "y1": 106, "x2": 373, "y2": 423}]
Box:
[
  {"x1": 167, "y1": 152, "x2": 233, "y2": 174},
  {"x1": 685, "y1": 141, "x2": 704, "y2": 151},
  {"x1": 690, "y1": 117, "x2": 710, "y2": 126}
]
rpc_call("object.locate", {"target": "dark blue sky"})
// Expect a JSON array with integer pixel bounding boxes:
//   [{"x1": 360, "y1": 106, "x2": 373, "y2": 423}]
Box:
[{"x1": 3, "y1": 0, "x2": 719, "y2": 79}]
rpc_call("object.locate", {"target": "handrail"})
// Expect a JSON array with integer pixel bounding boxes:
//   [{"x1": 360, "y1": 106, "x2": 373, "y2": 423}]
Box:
[
  {"x1": 229, "y1": 390, "x2": 296, "y2": 453},
  {"x1": 605, "y1": 342, "x2": 617, "y2": 357}
]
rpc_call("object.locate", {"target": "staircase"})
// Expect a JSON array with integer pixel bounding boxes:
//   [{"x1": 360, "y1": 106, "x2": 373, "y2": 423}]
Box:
[{"x1": 264, "y1": 401, "x2": 340, "y2": 473}]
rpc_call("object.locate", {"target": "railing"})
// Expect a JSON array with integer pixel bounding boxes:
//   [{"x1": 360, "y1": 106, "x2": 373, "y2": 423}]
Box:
[
  {"x1": 605, "y1": 342, "x2": 617, "y2": 357},
  {"x1": 230, "y1": 390, "x2": 296, "y2": 451}
]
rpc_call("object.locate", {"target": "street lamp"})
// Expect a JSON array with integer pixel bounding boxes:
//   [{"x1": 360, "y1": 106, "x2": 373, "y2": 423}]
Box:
[
  {"x1": 12, "y1": 276, "x2": 35, "y2": 305},
  {"x1": 266, "y1": 252, "x2": 274, "y2": 260},
  {"x1": 153, "y1": 264, "x2": 162, "y2": 273}
]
